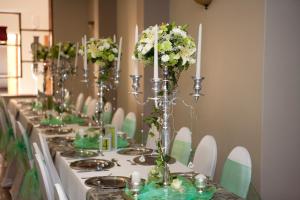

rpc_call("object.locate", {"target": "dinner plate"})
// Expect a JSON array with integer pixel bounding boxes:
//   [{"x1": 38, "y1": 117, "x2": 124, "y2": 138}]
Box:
[
  {"x1": 44, "y1": 127, "x2": 73, "y2": 135},
  {"x1": 60, "y1": 149, "x2": 98, "y2": 158},
  {"x1": 70, "y1": 159, "x2": 114, "y2": 170},
  {"x1": 171, "y1": 172, "x2": 199, "y2": 181},
  {"x1": 47, "y1": 136, "x2": 74, "y2": 144},
  {"x1": 85, "y1": 176, "x2": 130, "y2": 188},
  {"x1": 117, "y1": 147, "x2": 153, "y2": 156},
  {"x1": 86, "y1": 188, "x2": 129, "y2": 200},
  {"x1": 133, "y1": 154, "x2": 176, "y2": 166}
]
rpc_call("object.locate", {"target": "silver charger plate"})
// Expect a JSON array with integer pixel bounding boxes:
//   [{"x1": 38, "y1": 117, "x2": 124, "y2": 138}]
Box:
[
  {"x1": 70, "y1": 159, "x2": 114, "y2": 170},
  {"x1": 117, "y1": 147, "x2": 153, "y2": 156},
  {"x1": 133, "y1": 154, "x2": 176, "y2": 166},
  {"x1": 171, "y1": 172, "x2": 199, "y2": 181},
  {"x1": 85, "y1": 176, "x2": 130, "y2": 188},
  {"x1": 44, "y1": 127, "x2": 73, "y2": 135},
  {"x1": 60, "y1": 149, "x2": 98, "y2": 158},
  {"x1": 86, "y1": 188, "x2": 130, "y2": 200}
]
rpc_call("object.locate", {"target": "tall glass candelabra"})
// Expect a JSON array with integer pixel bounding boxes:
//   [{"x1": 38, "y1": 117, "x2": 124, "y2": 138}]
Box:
[
  {"x1": 53, "y1": 59, "x2": 77, "y2": 113},
  {"x1": 82, "y1": 62, "x2": 120, "y2": 131},
  {"x1": 130, "y1": 66, "x2": 204, "y2": 186}
]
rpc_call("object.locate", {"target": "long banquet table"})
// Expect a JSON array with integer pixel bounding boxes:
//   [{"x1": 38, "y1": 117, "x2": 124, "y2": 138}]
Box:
[{"x1": 7, "y1": 97, "x2": 242, "y2": 200}]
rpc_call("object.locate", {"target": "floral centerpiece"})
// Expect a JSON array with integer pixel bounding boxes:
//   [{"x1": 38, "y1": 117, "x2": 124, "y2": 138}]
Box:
[
  {"x1": 80, "y1": 38, "x2": 118, "y2": 81},
  {"x1": 134, "y1": 23, "x2": 196, "y2": 90},
  {"x1": 49, "y1": 42, "x2": 76, "y2": 60},
  {"x1": 36, "y1": 45, "x2": 50, "y2": 62},
  {"x1": 134, "y1": 24, "x2": 196, "y2": 181}
]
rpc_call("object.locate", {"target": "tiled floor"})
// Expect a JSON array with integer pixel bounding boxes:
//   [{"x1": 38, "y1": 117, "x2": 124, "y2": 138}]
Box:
[{"x1": 0, "y1": 155, "x2": 11, "y2": 200}]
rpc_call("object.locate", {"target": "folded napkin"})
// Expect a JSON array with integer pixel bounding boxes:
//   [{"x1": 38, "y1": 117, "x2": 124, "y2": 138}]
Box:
[
  {"x1": 40, "y1": 117, "x2": 64, "y2": 126},
  {"x1": 62, "y1": 114, "x2": 85, "y2": 125},
  {"x1": 117, "y1": 136, "x2": 129, "y2": 148},
  {"x1": 73, "y1": 134, "x2": 99, "y2": 149}
]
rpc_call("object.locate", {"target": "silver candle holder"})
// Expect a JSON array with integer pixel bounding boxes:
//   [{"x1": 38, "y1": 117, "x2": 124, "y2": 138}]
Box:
[
  {"x1": 191, "y1": 76, "x2": 205, "y2": 101},
  {"x1": 129, "y1": 66, "x2": 204, "y2": 186}
]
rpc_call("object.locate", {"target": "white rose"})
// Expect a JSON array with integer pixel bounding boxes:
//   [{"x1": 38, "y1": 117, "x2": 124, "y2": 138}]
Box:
[
  {"x1": 112, "y1": 48, "x2": 118, "y2": 53},
  {"x1": 161, "y1": 54, "x2": 170, "y2": 62},
  {"x1": 137, "y1": 44, "x2": 143, "y2": 52},
  {"x1": 171, "y1": 179, "x2": 182, "y2": 190},
  {"x1": 142, "y1": 43, "x2": 153, "y2": 55}
]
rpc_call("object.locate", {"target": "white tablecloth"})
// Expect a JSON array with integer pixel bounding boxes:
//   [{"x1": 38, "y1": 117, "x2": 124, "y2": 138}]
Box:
[{"x1": 8, "y1": 98, "x2": 192, "y2": 200}]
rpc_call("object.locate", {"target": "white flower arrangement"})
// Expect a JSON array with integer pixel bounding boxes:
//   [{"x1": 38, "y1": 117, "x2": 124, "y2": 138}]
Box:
[
  {"x1": 79, "y1": 38, "x2": 118, "y2": 67},
  {"x1": 134, "y1": 23, "x2": 196, "y2": 69}
]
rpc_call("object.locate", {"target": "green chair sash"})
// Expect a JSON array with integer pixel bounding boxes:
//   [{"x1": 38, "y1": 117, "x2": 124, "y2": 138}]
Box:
[
  {"x1": 82, "y1": 105, "x2": 88, "y2": 114},
  {"x1": 0, "y1": 126, "x2": 14, "y2": 153},
  {"x1": 121, "y1": 118, "x2": 136, "y2": 139},
  {"x1": 220, "y1": 159, "x2": 251, "y2": 199},
  {"x1": 171, "y1": 140, "x2": 191, "y2": 166},
  {"x1": 101, "y1": 112, "x2": 112, "y2": 125},
  {"x1": 19, "y1": 167, "x2": 42, "y2": 200}
]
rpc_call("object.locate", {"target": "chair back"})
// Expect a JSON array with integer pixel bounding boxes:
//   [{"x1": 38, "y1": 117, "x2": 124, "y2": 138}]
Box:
[
  {"x1": 102, "y1": 102, "x2": 112, "y2": 125},
  {"x1": 75, "y1": 93, "x2": 84, "y2": 114},
  {"x1": 7, "y1": 110, "x2": 17, "y2": 138},
  {"x1": 220, "y1": 146, "x2": 252, "y2": 199},
  {"x1": 32, "y1": 142, "x2": 43, "y2": 159},
  {"x1": 54, "y1": 183, "x2": 68, "y2": 200},
  {"x1": 16, "y1": 121, "x2": 34, "y2": 169},
  {"x1": 171, "y1": 127, "x2": 192, "y2": 165},
  {"x1": 121, "y1": 112, "x2": 136, "y2": 138},
  {"x1": 111, "y1": 107, "x2": 125, "y2": 131},
  {"x1": 146, "y1": 123, "x2": 159, "y2": 150},
  {"x1": 39, "y1": 134, "x2": 61, "y2": 185},
  {"x1": 82, "y1": 96, "x2": 92, "y2": 114},
  {"x1": 0, "y1": 107, "x2": 8, "y2": 134},
  {"x1": 86, "y1": 99, "x2": 97, "y2": 119},
  {"x1": 193, "y1": 135, "x2": 217, "y2": 179},
  {"x1": 34, "y1": 153, "x2": 54, "y2": 200}
]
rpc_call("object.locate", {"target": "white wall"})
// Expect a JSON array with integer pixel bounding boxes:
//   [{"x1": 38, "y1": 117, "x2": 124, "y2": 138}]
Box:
[{"x1": 261, "y1": 0, "x2": 300, "y2": 199}]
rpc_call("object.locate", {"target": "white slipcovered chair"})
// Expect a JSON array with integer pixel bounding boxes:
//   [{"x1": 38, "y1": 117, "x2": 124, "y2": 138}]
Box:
[
  {"x1": 75, "y1": 93, "x2": 84, "y2": 114},
  {"x1": 82, "y1": 96, "x2": 92, "y2": 114},
  {"x1": 171, "y1": 127, "x2": 192, "y2": 166},
  {"x1": 192, "y1": 135, "x2": 217, "y2": 179},
  {"x1": 121, "y1": 112, "x2": 137, "y2": 139},
  {"x1": 54, "y1": 183, "x2": 68, "y2": 200},
  {"x1": 34, "y1": 153, "x2": 55, "y2": 200},
  {"x1": 111, "y1": 107, "x2": 125, "y2": 131},
  {"x1": 38, "y1": 134, "x2": 61, "y2": 185},
  {"x1": 86, "y1": 99, "x2": 97, "y2": 119},
  {"x1": 220, "y1": 146, "x2": 252, "y2": 199}
]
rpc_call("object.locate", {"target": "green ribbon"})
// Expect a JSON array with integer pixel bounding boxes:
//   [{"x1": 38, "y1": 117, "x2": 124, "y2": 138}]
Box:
[
  {"x1": 117, "y1": 136, "x2": 129, "y2": 148},
  {"x1": 125, "y1": 176, "x2": 216, "y2": 200},
  {"x1": 171, "y1": 140, "x2": 191, "y2": 166},
  {"x1": 19, "y1": 167, "x2": 42, "y2": 200},
  {"x1": 7, "y1": 137, "x2": 27, "y2": 169},
  {"x1": 0, "y1": 126, "x2": 14, "y2": 153},
  {"x1": 101, "y1": 112, "x2": 112, "y2": 125}
]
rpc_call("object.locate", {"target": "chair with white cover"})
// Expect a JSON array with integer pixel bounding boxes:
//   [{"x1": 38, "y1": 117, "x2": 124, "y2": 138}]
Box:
[
  {"x1": 220, "y1": 146, "x2": 252, "y2": 199},
  {"x1": 82, "y1": 96, "x2": 92, "y2": 114},
  {"x1": 7, "y1": 110, "x2": 17, "y2": 138},
  {"x1": 38, "y1": 134, "x2": 61, "y2": 185},
  {"x1": 121, "y1": 112, "x2": 136, "y2": 139},
  {"x1": 35, "y1": 153, "x2": 55, "y2": 200},
  {"x1": 86, "y1": 99, "x2": 97, "y2": 119},
  {"x1": 171, "y1": 127, "x2": 192, "y2": 166},
  {"x1": 111, "y1": 107, "x2": 125, "y2": 131},
  {"x1": 102, "y1": 102, "x2": 113, "y2": 125},
  {"x1": 74, "y1": 93, "x2": 84, "y2": 114},
  {"x1": 32, "y1": 142, "x2": 43, "y2": 159},
  {"x1": 146, "y1": 123, "x2": 159, "y2": 150},
  {"x1": 192, "y1": 135, "x2": 217, "y2": 180},
  {"x1": 54, "y1": 183, "x2": 68, "y2": 200},
  {"x1": 16, "y1": 121, "x2": 34, "y2": 169}
]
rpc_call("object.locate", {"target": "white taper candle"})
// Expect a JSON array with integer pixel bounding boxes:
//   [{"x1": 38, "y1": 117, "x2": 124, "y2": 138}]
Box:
[
  {"x1": 153, "y1": 25, "x2": 158, "y2": 79},
  {"x1": 133, "y1": 25, "x2": 139, "y2": 75},
  {"x1": 74, "y1": 42, "x2": 79, "y2": 68},
  {"x1": 196, "y1": 24, "x2": 202, "y2": 78},
  {"x1": 57, "y1": 43, "x2": 61, "y2": 68},
  {"x1": 117, "y1": 37, "x2": 122, "y2": 72},
  {"x1": 83, "y1": 35, "x2": 87, "y2": 71}
]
